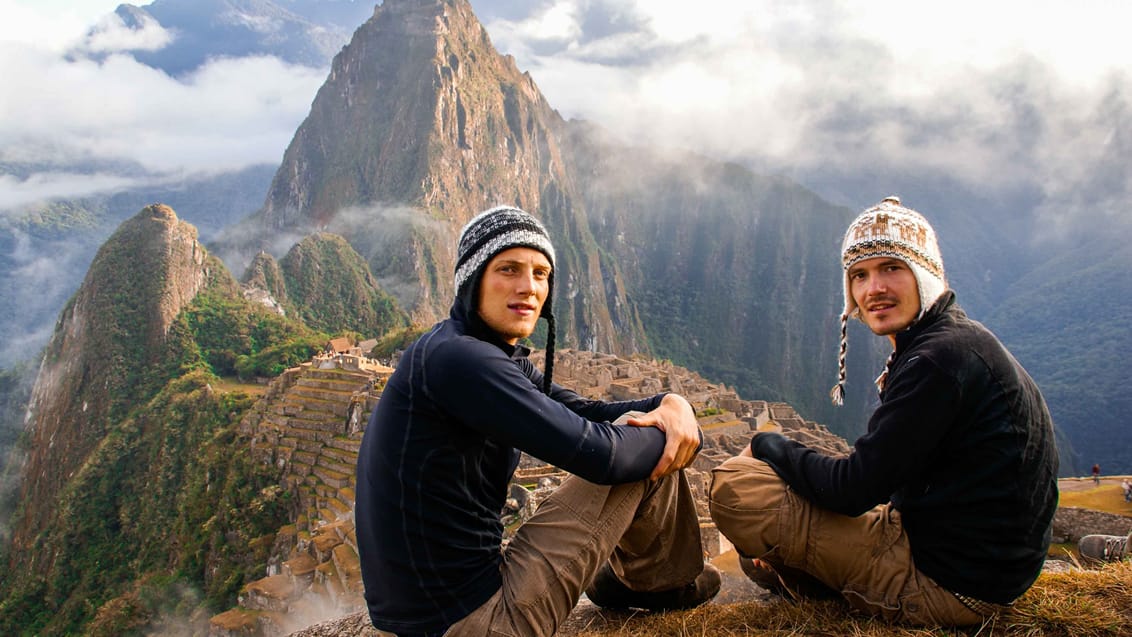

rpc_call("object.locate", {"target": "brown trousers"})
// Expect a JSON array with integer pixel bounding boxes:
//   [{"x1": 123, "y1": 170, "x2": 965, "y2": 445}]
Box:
[
  {"x1": 709, "y1": 456, "x2": 987, "y2": 626},
  {"x1": 437, "y1": 467, "x2": 705, "y2": 636}
]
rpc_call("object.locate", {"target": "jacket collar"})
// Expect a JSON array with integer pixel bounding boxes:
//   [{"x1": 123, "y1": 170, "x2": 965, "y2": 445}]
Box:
[{"x1": 893, "y1": 290, "x2": 956, "y2": 353}]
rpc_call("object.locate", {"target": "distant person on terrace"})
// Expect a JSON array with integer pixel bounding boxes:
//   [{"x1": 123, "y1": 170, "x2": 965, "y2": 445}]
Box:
[
  {"x1": 355, "y1": 206, "x2": 719, "y2": 637},
  {"x1": 709, "y1": 196, "x2": 1059, "y2": 625}
]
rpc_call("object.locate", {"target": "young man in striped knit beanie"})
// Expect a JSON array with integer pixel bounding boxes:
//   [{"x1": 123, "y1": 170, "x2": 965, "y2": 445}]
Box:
[
  {"x1": 356, "y1": 205, "x2": 719, "y2": 637},
  {"x1": 709, "y1": 196, "x2": 1059, "y2": 626}
]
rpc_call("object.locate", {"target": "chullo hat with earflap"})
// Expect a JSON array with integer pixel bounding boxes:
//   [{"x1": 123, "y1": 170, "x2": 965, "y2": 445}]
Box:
[{"x1": 830, "y1": 196, "x2": 947, "y2": 406}]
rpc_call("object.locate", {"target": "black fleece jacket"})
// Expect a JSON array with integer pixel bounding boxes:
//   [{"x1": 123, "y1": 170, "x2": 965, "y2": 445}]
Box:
[
  {"x1": 355, "y1": 299, "x2": 670, "y2": 635},
  {"x1": 751, "y1": 292, "x2": 1058, "y2": 604}
]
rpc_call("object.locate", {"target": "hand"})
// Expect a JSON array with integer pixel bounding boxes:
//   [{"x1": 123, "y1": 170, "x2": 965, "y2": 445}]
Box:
[{"x1": 626, "y1": 393, "x2": 701, "y2": 480}]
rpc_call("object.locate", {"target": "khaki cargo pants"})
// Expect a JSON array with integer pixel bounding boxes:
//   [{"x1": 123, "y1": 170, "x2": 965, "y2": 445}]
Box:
[
  {"x1": 375, "y1": 412, "x2": 706, "y2": 637},
  {"x1": 434, "y1": 470, "x2": 704, "y2": 637},
  {"x1": 709, "y1": 456, "x2": 988, "y2": 626}
]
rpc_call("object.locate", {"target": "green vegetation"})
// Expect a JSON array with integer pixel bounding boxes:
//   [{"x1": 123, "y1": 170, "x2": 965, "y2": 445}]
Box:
[
  {"x1": 370, "y1": 324, "x2": 430, "y2": 360},
  {"x1": 985, "y1": 236, "x2": 1132, "y2": 475},
  {"x1": 13, "y1": 200, "x2": 103, "y2": 236},
  {"x1": 241, "y1": 250, "x2": 292, "y2": 313},
  {"x1": 180, "y1": 274, "x2": 326, "y2": 379},
  {"x1": 0, "y1": 362, "x2": 35, "y2": 544},
  {"x1": 0, "y1": 221, "x2": 353, "y2": 635},
  {"x1": 0, "y1": 372, "x2": 288, "y2": 636},
  {"x1": 279, "y1": 233, "x2": 410, "y2": 338}
]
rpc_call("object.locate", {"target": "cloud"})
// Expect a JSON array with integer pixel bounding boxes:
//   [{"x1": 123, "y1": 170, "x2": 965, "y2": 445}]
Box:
[
  {"x1": 0, "y1": 0, "x2": 118, "y2": 51},
  {"x1": 3, "y1": 0, "x2": 1129, "y2": 238},
  {"x1": 0, "y1": 227, "x2": 105, "y2": 362},
  {"x1": 79, "y1": 10, "x2": 173, "y2": 54},
  {"x1": 482, "y1": 0, "x2": 1132, "y2": 205},
  {"x1": 0, "y1": 172, "x2": 141, "y2": 212},
  {"x1": 0, "y1": 41, "x2": 325, "y2": 206}
]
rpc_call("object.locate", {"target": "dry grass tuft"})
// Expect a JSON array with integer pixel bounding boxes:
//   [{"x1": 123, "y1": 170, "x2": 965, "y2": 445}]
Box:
[{"x1": 570, "y1": 561, "x2": 1132, "y2": 637}]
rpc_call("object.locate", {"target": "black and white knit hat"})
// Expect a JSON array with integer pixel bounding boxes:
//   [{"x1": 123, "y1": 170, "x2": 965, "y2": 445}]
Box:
[
  {"x1": 830, "y1": 196, "x2": 947, "y2": 405},
  {"x1": 455, "y1": 205, "x2": 558, "y2": 393}
]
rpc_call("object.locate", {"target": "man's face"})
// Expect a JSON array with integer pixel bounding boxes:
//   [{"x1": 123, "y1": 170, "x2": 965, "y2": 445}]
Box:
[
  {"x1": 848, "y1": 257, "x2": 921, "y2": 339},
  {"x1": 477, "y1": 246, "x2": 551, "y2": 344}
]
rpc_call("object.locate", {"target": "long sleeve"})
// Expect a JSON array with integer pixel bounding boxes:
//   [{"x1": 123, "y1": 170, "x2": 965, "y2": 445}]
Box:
[
  {"x1": 751, "y1": 355, "x2": 962, "y2": 516},
  {"x1": 425, "y1": 336, "x2": 667, "y2": 484}
]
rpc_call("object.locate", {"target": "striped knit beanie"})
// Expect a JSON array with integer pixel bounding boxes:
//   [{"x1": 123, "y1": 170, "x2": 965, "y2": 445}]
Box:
[
  {"x1": 830, "y1": 196, "x2": 946, "y2": 406},
  {"x1": 455, "y1": 205, "x2": 558, "y2": 393}
]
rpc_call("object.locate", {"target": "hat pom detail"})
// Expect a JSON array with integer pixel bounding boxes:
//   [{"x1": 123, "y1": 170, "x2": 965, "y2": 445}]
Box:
[{"x1": 829, "y1": 383, "x2": 845, "y2": 407}]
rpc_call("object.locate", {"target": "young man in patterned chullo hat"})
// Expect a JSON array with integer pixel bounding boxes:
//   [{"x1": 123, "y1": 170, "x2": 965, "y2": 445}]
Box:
[{"x1": 709, "y1": 196, "x2": 1059, "y2": 626}]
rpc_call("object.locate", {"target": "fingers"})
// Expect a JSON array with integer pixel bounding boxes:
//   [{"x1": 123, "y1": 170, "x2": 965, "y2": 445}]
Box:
[
  {"x1": 649, "y1": 445, "x2": 678, "y2": 481},
  {"x1": 638, "y1": 393, "x2": 702, "y2": 479},
  {"x1": 624, "y1": 414, "x2": 653, "y2": 428},
  {"x1": 649, "y1": 423, "x2": 701, "y2": 480}
]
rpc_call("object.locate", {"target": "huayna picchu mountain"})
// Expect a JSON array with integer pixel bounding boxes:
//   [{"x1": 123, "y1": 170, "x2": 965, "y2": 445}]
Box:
[
  {"x1": 216, "y1": 0, "x2": 878, "y2": 434},
  {"x1": 230, "y1": 0, "x2": 653, "y2": 356}
]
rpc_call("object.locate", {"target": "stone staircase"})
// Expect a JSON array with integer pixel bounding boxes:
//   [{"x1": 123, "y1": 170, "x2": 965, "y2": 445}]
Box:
[{"x1": 211, "y1": 355, "x2": 392, "y2": 637}]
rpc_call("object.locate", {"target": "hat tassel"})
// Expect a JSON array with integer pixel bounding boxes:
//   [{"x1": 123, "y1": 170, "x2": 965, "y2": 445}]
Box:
[{"x1": 830, "y1": 313, "x2": 848, "y2": 406}]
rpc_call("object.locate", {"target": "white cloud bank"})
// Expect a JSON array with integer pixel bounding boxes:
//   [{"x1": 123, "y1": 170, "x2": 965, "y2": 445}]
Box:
[
  {"x1": 0, "y1": 2, "x2": 326, "y2": 210},
  {"x1": 0, "y1": 1, "x2": 111, "y2": 49},
  {"x1": 483, "y1": 0, "x2": 1132, "y2": 211},
  {"x1": 0, "y1": 41, "x2": 324, "y2": 209},
  {"x1": 80, "y1": 9, "x2": 173, "y2": 53},
  {"x1": 2, "y1": 0, "x2": 1130, "y2": 224}
]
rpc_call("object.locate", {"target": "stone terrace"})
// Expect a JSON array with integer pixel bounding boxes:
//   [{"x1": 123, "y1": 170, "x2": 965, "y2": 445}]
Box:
[
  {"x1": 209, "y1": 348, "x2": 850, "y2": 636},
  {"x1": 211, "y1": 353, "x2": 392, "y2": 637}
]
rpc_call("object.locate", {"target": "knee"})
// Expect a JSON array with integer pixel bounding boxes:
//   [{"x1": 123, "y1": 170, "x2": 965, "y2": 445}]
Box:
[
  {"x1": 708, "y1": 457, "x2": 786, "y2": 550},
  {"x1": 708, "y1": 457, "x2": 783, "y2": 508}
]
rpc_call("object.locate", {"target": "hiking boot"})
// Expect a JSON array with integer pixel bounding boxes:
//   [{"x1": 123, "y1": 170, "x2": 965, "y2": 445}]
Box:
[
  {"x1": 737, "y1": 556, "x2": 838, "y2": 600},
  {"x1": 584, "y1": 562, "x2": 721, "y2": 611},
  {"x1": 738, "y1": 556, "x2": 786, "y2": 593},
  {"x1": 1078, "y1": 532, "x2": 1131, "y2": 562}
]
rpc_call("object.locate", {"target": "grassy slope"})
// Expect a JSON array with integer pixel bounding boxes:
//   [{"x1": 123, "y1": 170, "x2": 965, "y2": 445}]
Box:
[
  {"x1": 571, "y1": 560, "x2": 1132, "y2": 637},
  {"x1": 570, "y1": 478, "x2": 1132, "y2": 637}
]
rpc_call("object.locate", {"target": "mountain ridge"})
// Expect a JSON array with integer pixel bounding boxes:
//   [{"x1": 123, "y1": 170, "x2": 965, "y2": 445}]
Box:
[
  {"x1": 0, "y1": 203, "x2": 414, "y2": 634},
  {"x1": 10, "y1": 204, "x2": 209, "y2": 559}
]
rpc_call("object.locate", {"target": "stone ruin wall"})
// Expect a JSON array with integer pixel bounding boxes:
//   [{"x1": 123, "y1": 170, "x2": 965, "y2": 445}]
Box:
[
  {"x1": 215, "y1": 352, "x2": 394, "y2": 637},
  {"x1": 210, "y1": 346, "x2": 1131, "y2": 637},
  {"x1": 210, "y1": 347, "x2": 851, "y2": 636}
]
